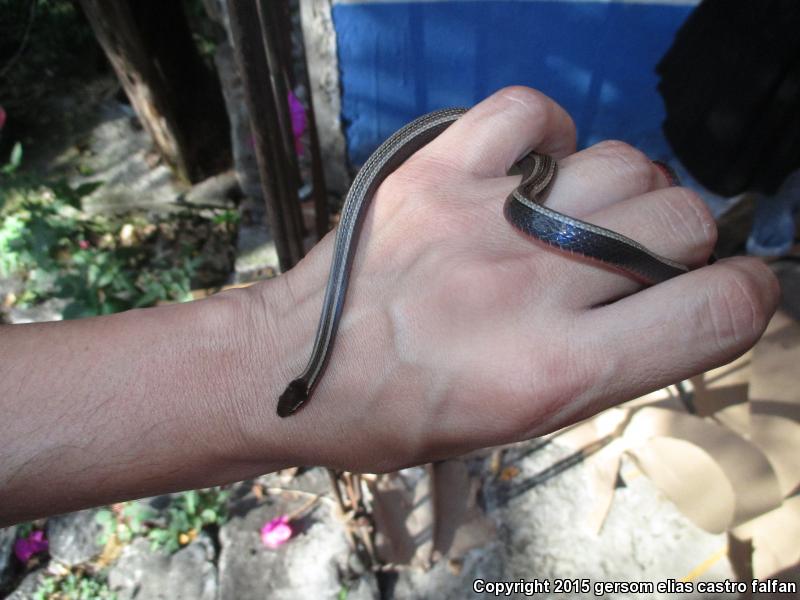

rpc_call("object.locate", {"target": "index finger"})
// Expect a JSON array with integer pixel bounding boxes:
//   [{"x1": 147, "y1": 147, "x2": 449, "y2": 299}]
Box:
[
  {"x1": 417, "y1": 86, "x2": 577, "y2": 178},
  {"x1": 571, "y1": 257, "x2": 780, "y2": 417}
]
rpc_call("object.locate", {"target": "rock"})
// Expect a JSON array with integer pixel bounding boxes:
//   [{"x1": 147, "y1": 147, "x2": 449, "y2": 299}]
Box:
[
  {"x1": 219, "y1": 468, "x2": 369, "y2": 600},
  {"x1": 47, "y1": 509, "x2": 104, "y2": 567},
  {"x1": 390, "y1": 544, "x2": 503, "y2": 600},
  {"x1": 253, "y1": 466, "x2": 331, "y2": 498},
  {"x1": 345, "y1": 574, "x2": 380, "y2": 600},
  {"x1": 393, "y1": 441, "x2": 735, "y2": 599},
  {"x1": 108, "y1": 532, "x2": 217, "y2": 600},
  {"x1": 75, "y1": 100, "x2": 187, "y2": 216},
  {"x1": 180, "y1": 172, "x2": 240, "y2": 209},
  {"x1": 5, "y1": 298, "x2": 67, "y2": 324},
  {"x1": 6, "y1": 568, "x2": 47, "y2": 600},
  {"x1": 212, "y1": 39, "x2": 263, "y2": 203},
  {"x1": 234, "y1": 223, "x2": 278, "y2": 283},
  {"x1": 0, "y1": 526, "x2": 17, "y2": 590}
]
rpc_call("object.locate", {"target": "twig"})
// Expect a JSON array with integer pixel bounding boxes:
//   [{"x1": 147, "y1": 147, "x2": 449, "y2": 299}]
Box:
[
  {"x1": 262, "y1": 486, "x2": 335, "y2": 507},
  {"x1": 673, "y1": 380, "x2": 696, "y2": 414},
  {"x1": 286, "y1": 493, "x2": 322, "y2": 520},
  {"x1": 326, "y1": 468, "x2": 347, "y2": 514}
]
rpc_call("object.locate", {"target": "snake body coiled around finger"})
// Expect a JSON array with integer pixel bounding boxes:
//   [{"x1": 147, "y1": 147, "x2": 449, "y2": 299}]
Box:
[{"x1": 277, "y1": 108, "x2": 689, "y2": 417}]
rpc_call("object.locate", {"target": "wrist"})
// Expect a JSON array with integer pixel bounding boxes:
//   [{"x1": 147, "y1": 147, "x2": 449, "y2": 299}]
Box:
[
  {"x1": 192, "y1": 283, "x2": 285, "y2": 468},
  {"x1": 214, "y1": 264, "x2": 333, "y2": 469},
  {"x1": 232, "y1": 249, "x2": 406, "y2": 471}
]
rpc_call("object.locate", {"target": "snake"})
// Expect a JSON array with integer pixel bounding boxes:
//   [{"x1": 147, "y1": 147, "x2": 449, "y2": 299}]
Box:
[{"x1": 276, "y1": 107, "x2": 689, "y2": 417}]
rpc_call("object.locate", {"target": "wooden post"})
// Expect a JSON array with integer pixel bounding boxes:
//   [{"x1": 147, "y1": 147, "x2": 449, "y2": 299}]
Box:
[
  {"x1": 80, "y1": 0, "x2": 231, "y2": 183},
  {"x1": 293, "y1": 6, "x2": 331, "y2": 240},
  {"x1": 298, "y1": 0, "x2": 351, "y2": 196}
]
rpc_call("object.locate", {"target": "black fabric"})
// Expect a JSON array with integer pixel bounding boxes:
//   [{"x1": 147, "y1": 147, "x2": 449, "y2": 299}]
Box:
[{"x1": 657, "y1": 0, "x2": 800, "y2": 196}]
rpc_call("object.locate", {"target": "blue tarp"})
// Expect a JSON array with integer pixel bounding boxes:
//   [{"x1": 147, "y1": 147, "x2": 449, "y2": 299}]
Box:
[{"x1": 332, "y1": 1, "x2": 695, "y2": 166}]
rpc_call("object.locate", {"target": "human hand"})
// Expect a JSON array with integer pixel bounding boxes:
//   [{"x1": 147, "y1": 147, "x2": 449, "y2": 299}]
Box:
[{"x1": 246, "y1": 86, "x2": 779, "y2": 473}]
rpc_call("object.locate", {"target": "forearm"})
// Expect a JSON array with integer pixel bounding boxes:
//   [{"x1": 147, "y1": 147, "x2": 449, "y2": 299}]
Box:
[{"x1": 0, "y1": 280, "x2": 307, "y2": 526}]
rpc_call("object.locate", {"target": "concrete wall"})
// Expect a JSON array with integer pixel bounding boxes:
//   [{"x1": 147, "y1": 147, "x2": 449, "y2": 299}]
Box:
[{"x1": 331, "y1": 0, "x2": 699, "y2": 166}]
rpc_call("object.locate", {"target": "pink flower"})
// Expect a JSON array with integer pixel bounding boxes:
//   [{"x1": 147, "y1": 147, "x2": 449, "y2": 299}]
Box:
[
  {"x1": 13, "y1": 530, "x2": 48, "y2": 562},
  {"x1": 0, "y1": 106, "x2": 6, "y2": 131},
  {"x1": 78, "y1": 239, "x2": 90, "y2": 250},
  {"x1": 260, "y1": 515, "x2": 292, "y2": 549}
]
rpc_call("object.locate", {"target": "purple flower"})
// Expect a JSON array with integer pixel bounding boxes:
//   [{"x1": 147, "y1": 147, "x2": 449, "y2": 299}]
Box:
[
  {"x1": 260, "y1": 515, "x2": 292, "y2": 549},
  {"x1": 287, "y1": 91, "x2": 306, "y2": 156},
  {"x1": 14, "y1": 530, "x2": 48, "y2": 562}
]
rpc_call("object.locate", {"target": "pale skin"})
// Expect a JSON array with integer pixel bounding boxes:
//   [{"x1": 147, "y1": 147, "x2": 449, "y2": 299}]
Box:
[{"x1": 0, "y1": 87, "x2": 780, "y2": 526}]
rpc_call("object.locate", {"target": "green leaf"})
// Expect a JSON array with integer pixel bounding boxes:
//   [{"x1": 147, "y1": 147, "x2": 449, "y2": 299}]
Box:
[
  {"x1": 87, "y1": 262, "x2": 101, "y2": 286},
  {"x1": 63, "y1": 301, "x2": 98, "y2": 320},
  {"x1": 172, "y1": 511, "x2": 190, "y2": 533},
  {"x1": 200, "y1": 508, "x2": 218, "y2": 524},
  {"x1": 183, "y1": 490, "x2": 199, "y2": 516},
  {"x1": 95, "y1": 509, "x2": 115, "y2": 526},
  {"x1": 10, "y1": 143, "x2": 22, "y2": 167},
  {"x1": 72, "y1": 181, "x2": 103, "y2": 199},
  {"x1": 2, "y1": 142, "x2": 23, "y2": 174},
  {"x1": 95, "y1": 265, "x2": 118, "y2": 288},
  {"x1": 117, "y1": 524, "x2": 132, "y2": 543},
  {"x1": 147, "y1": 530, "x2": 163, "y2": 542}
]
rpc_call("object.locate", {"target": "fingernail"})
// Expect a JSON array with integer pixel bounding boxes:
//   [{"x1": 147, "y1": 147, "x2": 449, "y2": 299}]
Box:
[{"x1": 652, "y1": 160, "x2": 681, "y2": 186}]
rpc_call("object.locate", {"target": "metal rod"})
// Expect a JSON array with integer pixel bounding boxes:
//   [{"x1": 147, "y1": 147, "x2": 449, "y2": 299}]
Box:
[
  {"x1": 227, "y1": 0, "x2": 304, "y2": 270},
  {"x1": 257, "y1": 0, "x2": 306, "y2": 243}
]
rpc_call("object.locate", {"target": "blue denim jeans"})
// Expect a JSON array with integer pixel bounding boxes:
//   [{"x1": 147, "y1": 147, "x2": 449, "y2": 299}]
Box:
[{"x1": 747, "y1": 169, "x2": 800, "y2": 256}]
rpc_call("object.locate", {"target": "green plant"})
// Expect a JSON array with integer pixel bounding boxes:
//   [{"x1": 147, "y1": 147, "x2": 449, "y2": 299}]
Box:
[
  {"x1": 211, "y1": 208, "x2": 240, "y2": 225},
  {"x1": 0, "y1": 182, "x2": 79, "y2": 300},
  {"x1": 33, "y1": 569, "x2": 116, "y2": 600},
  {"x1": 95, "y1": 488, "x2": 229, "y2": 554},
  {"x1": 0, "y1": 175, "x2": 215, "y2": 316},
  {"x1": 94, "y1": 509, "x2": 115, "y2": 547},
  {"x1": 15, "y1": 521, "x2": 35, "y2": 538},
  {"x1": 147, "y1": 489, "x2": 230, "y2": 553},
  {"x1": 53, "y1": 246, "x2": 198, "y2": 319},
  {"x1": 95, "y1": 502, "x2": 158, "y2": 547}
]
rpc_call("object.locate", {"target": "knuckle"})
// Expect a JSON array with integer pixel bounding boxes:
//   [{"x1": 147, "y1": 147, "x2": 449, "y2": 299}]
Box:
[
  {"x1": 494, "y1": 86, "x2": 553, "y2": 128},
  {"x1": 591, "y1": 140, "x2": 658, "y2": 190},
  {"x1": 497, "y1": 85, "x2": 550, "y2": 112},
  {"x1": 657, "y1": 187, "x2": 718, "y2": 250},
  {"x1": 702, "y1": 266, "x2": 774, "y2": 351}
]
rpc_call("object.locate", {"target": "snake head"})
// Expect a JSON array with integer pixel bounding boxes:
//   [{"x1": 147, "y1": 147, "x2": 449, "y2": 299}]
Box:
[{"x1": 277, "y1": 379, "x2": 309, "y2": 417}]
